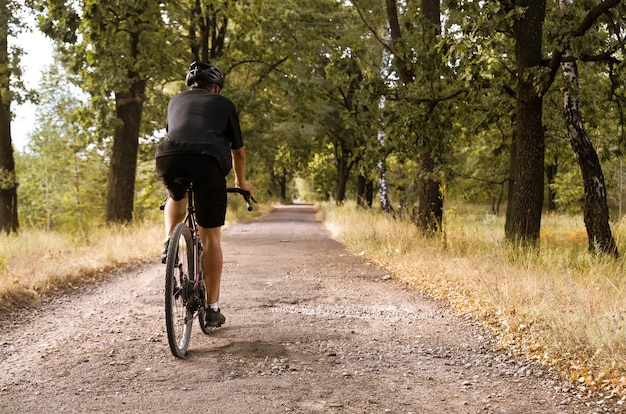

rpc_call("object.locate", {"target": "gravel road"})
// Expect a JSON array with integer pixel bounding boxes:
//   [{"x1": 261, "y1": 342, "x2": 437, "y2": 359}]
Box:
[{"x1": 0, "y1": 204, "x2": 616, "y2": 413}]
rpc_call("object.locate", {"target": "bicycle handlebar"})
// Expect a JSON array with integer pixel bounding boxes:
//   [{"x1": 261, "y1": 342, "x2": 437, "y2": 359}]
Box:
[
  {"x1": 226, "y1": 187, "x2": 257, "y2": 211},
  {"x1": 159, "y1": 187, "x2": 257, "y2": 211}
]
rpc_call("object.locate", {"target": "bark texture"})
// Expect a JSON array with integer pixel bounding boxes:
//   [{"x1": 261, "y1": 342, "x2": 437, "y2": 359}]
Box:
[
  {"x1": 505, "y1": 0, "x2": 547, "y2": 243},
  {"x1": 0, "y1": 6, "x2": 18, "y2": 233}
]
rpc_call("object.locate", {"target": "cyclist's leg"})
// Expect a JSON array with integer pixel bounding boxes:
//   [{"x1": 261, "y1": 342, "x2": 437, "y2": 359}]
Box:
[
  {"x1": 164, "y1": 195, "x2": 187, "y2": 238},
  {"x1": 198, "y1": 226, "x2": 223, "y2": 305},
  {"x1": 156, "y1": 154, "x2": 189, "y2": 238},
  {"x1": 192, "y1": 155, "x2": 227, "y2": 318}
]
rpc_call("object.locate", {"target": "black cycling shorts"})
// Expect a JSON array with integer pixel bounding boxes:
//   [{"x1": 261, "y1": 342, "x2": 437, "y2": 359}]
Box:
[{"x1": 156, "y1": 154, "x2": 227, "y2": 228}]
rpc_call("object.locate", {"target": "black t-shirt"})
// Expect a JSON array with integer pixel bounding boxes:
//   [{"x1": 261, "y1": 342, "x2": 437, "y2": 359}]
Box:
[{"x1": 155, "y1": 89, "x2": 244, "y2": 176}]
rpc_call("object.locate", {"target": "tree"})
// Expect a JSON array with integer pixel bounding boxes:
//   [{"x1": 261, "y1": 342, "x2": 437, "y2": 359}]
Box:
[
  {"x1": 557, "y1": 0, "x2": 620, "y2": 255},
  {"x1": 354, "y1": 0, "x2": 455, "y2": 232},
  {"x1": 504, "y1": 0, "x2": 624, "y2": 246},
  {"x1": 224, "y1": 0, "x2": 372, "y2": 203},
  {"x1": 0, "y1": 0, "x2": 22, "y2": 233},
  {"x1": 414, "y1": 0, "x2": 444, "y2": 232},
  {"x1": 18, "y1": 63, "x2": 107, "y2": 232},
  {"x1": 38, "y1": 0, "x2": 185, "y2": 223},
  {"x1": 504, "y1": 0, "x2": 547, "y2": 244}
]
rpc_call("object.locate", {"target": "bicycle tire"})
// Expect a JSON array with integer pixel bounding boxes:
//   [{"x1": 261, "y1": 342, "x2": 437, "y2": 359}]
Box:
[{"x1": 165, "y1": 223, "x2": 194, "y2": 358}]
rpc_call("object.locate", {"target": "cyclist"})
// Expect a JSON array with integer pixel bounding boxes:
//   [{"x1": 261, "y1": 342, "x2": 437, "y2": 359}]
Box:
[{"x1": 155, "y1": 61, "x2": 252, "y2": 327}]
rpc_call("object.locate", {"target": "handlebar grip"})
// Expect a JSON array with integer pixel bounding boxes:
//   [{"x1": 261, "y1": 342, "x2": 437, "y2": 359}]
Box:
[
  {"x1": 243, "y1": 193, "x2": 257, "y2": 211},
  {"x1": 226, "y1": 187, "x2": 257, "y2": 211}
]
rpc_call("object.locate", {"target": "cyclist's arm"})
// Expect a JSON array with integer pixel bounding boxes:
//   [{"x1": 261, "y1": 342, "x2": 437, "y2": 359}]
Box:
[{"x1": 232, "y1": 147, "x2": 252, "y2": 195}]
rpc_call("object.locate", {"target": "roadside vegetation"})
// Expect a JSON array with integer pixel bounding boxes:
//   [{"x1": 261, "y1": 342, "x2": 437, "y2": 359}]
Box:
[
  {"x1": 323, "y1": 202, "x2": 626, "y2": 401},
  {"x1": 0, "y1": 221, "x2": 162, "y2": 312},
  {"x1": 0, "y1": 200, "x2": 267, "y2": 313}
]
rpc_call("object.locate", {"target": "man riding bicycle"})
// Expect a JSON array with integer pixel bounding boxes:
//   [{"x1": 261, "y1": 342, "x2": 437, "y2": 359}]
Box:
[{"x1": 155, "y1": 61, "x2": 252, "y2": 328}]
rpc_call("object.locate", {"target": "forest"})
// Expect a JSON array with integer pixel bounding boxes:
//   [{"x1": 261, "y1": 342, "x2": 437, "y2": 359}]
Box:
[{"x1": 0, "y1": 0, "x2": 625, "y2": 255}]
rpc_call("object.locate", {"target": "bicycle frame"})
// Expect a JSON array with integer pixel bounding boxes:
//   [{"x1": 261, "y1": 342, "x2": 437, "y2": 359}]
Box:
[
  {"x1": 162, "y1": 179, "x2": 256, "y2": 358},
  {"x1": 178, "y1": 182, "x2": 256, "y2": 298},
  {"x1": 183, "y1": 182, "x2": 202, "y2": 292}
]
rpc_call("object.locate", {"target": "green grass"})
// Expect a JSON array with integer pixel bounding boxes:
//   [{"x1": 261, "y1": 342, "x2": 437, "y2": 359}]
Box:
[{"x1": 322, "y1": 202, "x2": 626, "y2": 398}]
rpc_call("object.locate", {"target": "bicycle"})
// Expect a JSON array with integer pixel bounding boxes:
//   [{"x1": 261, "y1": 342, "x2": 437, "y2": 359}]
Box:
[{"x1": 161, "y1": 178, "x2": 256, "y2": 358}]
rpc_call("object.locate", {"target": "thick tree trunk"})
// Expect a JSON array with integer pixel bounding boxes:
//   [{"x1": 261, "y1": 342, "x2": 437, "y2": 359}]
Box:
[
  {"x1": 357, "y1": 175, "x2": 366, "y2": 208},
  {"x1": 0, "y1": 11, "x2": 18, "y2": 233},
  {"x1": 415, "y1": 152, "x2": 442, "y2": 232},
  {"x1": 505, "y1": 0, "x2": 546, "y2": 244},
  {"x1": 106, "y1": 79, "x2": 146, "y2": 223},
  {"x1": 356, "y1": 175, "x2": 373, "y2": 208},
  {"x1": 413, "y1": 0, "x2": 443, "y2": 234}
]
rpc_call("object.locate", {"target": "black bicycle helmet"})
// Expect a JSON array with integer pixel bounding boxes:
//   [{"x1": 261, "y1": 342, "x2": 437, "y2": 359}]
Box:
[{"x1": 185, "y1": 61, "x2": 224, "y2": 89}]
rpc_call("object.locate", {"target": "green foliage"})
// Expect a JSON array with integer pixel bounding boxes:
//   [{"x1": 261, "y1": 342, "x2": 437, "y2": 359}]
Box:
[
  {"x1": 302, "y1": 146, "x2": 335, "y2": 201},
  {"x1": 16, "y1": 63, "x2": 108, "y2": 232},
  {"x1": 11, "y1": 0, "x2": 626, "y2": 239},
  {"x1": 550, "y1": 169, "x2": 584, "y2": 213},
  {"x1": 385, "y1": 155, "x2": 420, "y2": 212}
]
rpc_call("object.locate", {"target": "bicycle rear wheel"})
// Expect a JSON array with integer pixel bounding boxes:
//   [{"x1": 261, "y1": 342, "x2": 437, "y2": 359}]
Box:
[{"x1": 165, "y1": 223, "x2": 194, "y2": 358}]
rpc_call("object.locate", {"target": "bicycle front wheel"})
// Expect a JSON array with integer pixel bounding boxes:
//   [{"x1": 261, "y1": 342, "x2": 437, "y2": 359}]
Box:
[{"x1": 165, "y1": 223, "x2": 194, "y2": 358}]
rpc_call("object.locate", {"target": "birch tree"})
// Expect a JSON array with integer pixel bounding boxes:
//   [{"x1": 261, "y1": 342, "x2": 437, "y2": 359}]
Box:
[{"x1": 559, "y1": 0, "x2": 618, "y2": 255}]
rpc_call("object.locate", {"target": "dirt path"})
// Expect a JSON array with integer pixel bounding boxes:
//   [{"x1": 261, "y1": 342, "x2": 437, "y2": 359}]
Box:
[{"x1": 0, "y1": 205, "x2": 612, "y2": 413}]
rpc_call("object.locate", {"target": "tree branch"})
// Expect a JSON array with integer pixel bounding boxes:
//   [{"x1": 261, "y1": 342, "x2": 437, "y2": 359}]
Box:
[
  {"x1": 540, "y1": 0, "x2": 623, "y2": 95},
  {"x1": 572, "y1": 0, "x2": 622, "y2": 37},
  {"x1": 351, "y1": 0, "x2": 396, "y2": 56}
]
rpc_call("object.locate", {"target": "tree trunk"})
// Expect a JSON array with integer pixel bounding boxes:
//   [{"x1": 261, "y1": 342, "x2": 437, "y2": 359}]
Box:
[
  {"x1": 357, "y1": 175, "x2": 366, "y2": 207},
  {"x1": 506, "y1": 130, "x2": 517, "y2": 226},
  {"x1": 356, "y1": 175, "x2": 374, "y2": 208},
  {"x1": 560, "y1": 31, "x2": 617, "y2": 254},
  {"x1": 378, "y1": 156, "x2": 392, "y2": 214},
  {"x1": 279, "y1": 167, "x2": 287, "y2": 202},
  {"x1": 546, "y1": 156, "x2": 558, "y2": 210},
  {"x1": 190, "y1": 0, "x2": 227, "y2": 61},
  {"x1": 377, "y1": 50, "x2": 392, "y2": 213},
  {"x1": 0, "y1": 8, "x2": 18, "y2": 233},
  {"x1": 414, "y1": 0, "x2": 443, "y2": 234},
  {"x1": 357, "y1": 175, "x2": 373, "y2": 208},
  {"x1": 415, "y1": 152, "x2": 442, "y2": 232},
  {"x1": 106, "y1": 79, "x2": 146, "y2": 223},
  {"x1": 505, "y1": 0, "x2": 546, "y2": 244},
  {"x1": 564, "y1": 96, "x2": 617, "y2": 255},
  {"x1": 334, "y1": 156, "x2": 349, "y2": 205}
]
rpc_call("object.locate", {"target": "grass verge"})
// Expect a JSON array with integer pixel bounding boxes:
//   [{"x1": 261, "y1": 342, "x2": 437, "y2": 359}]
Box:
[
  {"x1": 322, "y1": 202, "x2": 626, "y2": 401},
  {"x1": 0, "y1": 200, "x2": 269, "y2": 313},
  {"x1": 0, "y1": 221, "x2": 163, "y2": 312}
]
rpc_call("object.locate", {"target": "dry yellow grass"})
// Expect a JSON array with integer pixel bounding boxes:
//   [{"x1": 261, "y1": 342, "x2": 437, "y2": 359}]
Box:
[
  {"x1": 0, "y1": 201, "x2": 270, "y2": 313},
  {"x1": 323, "y1": 202, "x2": 626, "y2": 399},
  {"x1": 0, "y1": 221, "x2": 163, "y2": 312}
]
